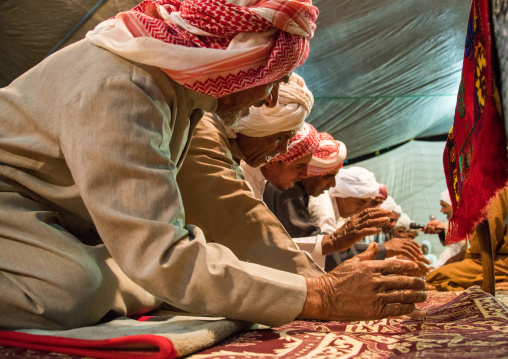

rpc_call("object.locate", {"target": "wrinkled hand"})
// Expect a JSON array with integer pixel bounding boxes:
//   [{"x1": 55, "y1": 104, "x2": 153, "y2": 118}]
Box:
[
  {"x1": 385, "y1": 238, "x2": 430, "y2": 264},
  {"x1": 300, "y1": 243, "x2": 427, "y2": 322},
  {"x1": 423, "y1": 220, "x2": 445, "y2": 234},
  {"x1": 321, "y1": 208, "x2": 391, "y2": 255}
]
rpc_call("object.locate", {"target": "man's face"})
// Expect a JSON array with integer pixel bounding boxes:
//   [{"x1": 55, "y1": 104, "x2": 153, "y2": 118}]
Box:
[
  {"x1": 382, "y1": 211, "x2": 399, "y2": 233},
  {"x1": 216, "y1": 76, "x2": 289, "y2": 127},
  {"x1": 301, "y1": 170, "x2": 339, "y2": 197},
  {"x1": 236, "y1": 130, "x2": 296, "y2": 168},
  {"x1": 406, "y1": 230, "x2": 418, "y2": 239},
  {"x1": 368, "y1": 196, "x2": 385, "y2": 208},
  {"x1": 440, "y1": 200, "x2": 453, "y2": 220},
  {"x1": 392, "y1": 227, "x2": 407, "y2": 238},
  {"x1": 262, "y1": 153, "x2": 313, "y2": 191},
  {"x1": 335, "y1": 197, "x2": 371, "y2": 218}
]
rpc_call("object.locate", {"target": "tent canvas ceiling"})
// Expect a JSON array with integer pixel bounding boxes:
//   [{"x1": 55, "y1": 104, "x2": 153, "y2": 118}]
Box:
[
  {"x1": 1, "y1": 1, "x2": 470, "y2": 158},
  {"x1": 1, "y1": 0, "x2": 475, "y2": 255}
]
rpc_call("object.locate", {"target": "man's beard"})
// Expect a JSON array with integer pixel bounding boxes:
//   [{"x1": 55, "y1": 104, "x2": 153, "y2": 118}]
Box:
[{"x1": 216, "y1": 106, "x2": 251, "y2": 128}]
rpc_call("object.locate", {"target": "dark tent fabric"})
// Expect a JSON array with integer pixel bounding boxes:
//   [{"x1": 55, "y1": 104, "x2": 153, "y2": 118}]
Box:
[
  {"x1": 1, "y1": 0, "x2": 505, "y2": 256},
  {"x1": 1, "y1": 0, "x2": 470, "y2": 158}
]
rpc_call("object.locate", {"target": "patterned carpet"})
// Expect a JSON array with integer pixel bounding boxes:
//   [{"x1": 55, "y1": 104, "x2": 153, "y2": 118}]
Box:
[{"x1": 1, "y1": 288, "x2": 508, "y2": 359}]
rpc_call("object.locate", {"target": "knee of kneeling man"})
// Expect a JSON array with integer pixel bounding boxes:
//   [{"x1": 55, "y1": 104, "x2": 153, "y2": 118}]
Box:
[{"x1": 45, "y1": 265, "x2": 107, "y2": 329}]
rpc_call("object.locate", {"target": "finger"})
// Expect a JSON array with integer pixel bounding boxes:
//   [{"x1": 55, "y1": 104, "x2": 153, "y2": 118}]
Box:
[
  {"x1": 354, "y1": 242, "x2": 378, "y2": 262},
  {"x1": 372, "y1": 259, "x2": 423, "y2": 276},
  {"x1": 400, "y1": 245, "x2": 423, "y2": 261},
  {"x1": 406, "y1": 309, "x2": 427, "y2": 319},
  {"x1": 358, "y1": 207, "x2": 392, "y2": 220},
  {"x1": 382, "y1": 289, "x2": 427, "y2": 304},
  {"x1": 407, "y1": 240, "x2": 424, "y2": 254},
  {"x1": 376, "y1": 276, "x2": 426, "y2": 291},
  {"x1": 414, "y1": 260, "x2": 430, "y2": 276},
  {"x1": 380, "y1": 303, "x2": 417, "y2": 318},
  {"x1": 357, "y1": 217, "x2": 390, "y2": 229},
  {"x1": 420, "y1": 256, "x2": 431, "y2": 265},
  {"x1": 356, "y1": 227, "x2": 382, "y2": 238}
]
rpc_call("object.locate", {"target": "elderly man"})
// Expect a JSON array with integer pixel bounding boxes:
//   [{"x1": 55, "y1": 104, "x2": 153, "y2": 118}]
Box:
[
  {"x1": 180, "y1": 77, "x2": 386, "y2": 271},
  {"x1": 392, "y1": 213, "x2": 411, "y2": 238},
  {"x1": 263, "y1": 133, "x2": 392, "y2": 268},
  {"x1": 424, "y1": 190, "x2": 466, "y2": 270},
  {"x1": 424, "y1": 190, "x2": 455, "y2": 246},
  {"x1": 178, "y1": 75, "x2": 324, "y2": 274},
  {"x1": 263, "y1": 131, "x2": 348, "y2": 239},
  {"x1": 365, "y1": 196, "x2": 403, "y2": 243},
  {"x1": 178, "y1": 69, "x2": 426, "y2": 321},
  {"x1": 426, "y1": 187, "x2": 508, "y2": 290},
  {"x1": 242, "y1": 121, "x2": 319, "y2": 200},
  {"x1": 0, "y1": 0, "x2": 339, "y2": 330},
  {"x1": 304, "y1": 167, "x2": 426, "y2": 271},
  {"x1": 369, "y1": 183, "x2": 388, "y2": 208}
]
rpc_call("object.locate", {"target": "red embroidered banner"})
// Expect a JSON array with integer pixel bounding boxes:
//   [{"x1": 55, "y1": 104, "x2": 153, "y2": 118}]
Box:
[{"x1": 443, "y1": 0, "x2": 508, "y2": 244}]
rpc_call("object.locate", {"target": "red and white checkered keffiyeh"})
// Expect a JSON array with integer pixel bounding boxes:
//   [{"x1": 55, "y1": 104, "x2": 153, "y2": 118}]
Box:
[
  {"x1": 86, "y1": 0, "x2": 318, "y2": 98},
  {"x1": 269, "y1": 122, "x2": 318, "y2": 165},
  {"x1": 307, "y1": 132, "x2": 347, "y2": 177}
]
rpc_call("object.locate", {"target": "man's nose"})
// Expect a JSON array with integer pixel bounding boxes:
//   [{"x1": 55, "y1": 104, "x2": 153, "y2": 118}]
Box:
[{"x1": 264, "y1": 85, "x2": 279, "y2": 108}]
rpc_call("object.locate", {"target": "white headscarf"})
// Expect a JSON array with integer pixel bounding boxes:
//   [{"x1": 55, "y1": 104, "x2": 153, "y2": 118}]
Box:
[
  {"x1": 440, "y1": 190, "x2": 452, "y2": 206},
  {"x1": 381, "y1": 196, "x2": 403, "y2": 216},
  {"x1": 232, "y1": 73, "x2": 314, "y2": 137},
  {"x1": 328, "y1": 167, "x2": 378, "y2": 198},
  {"x1": 396, "y1": 213, "x2": 411, "y2": 229}
]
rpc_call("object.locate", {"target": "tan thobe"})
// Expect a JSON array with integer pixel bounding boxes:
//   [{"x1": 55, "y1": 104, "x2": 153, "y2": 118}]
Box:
[
  {"x1": 177, "y1": 113, "x2": 324, "y2": 277},
  {"x1": 0, "y1": 40, "x2": 307, "y2": 330}
]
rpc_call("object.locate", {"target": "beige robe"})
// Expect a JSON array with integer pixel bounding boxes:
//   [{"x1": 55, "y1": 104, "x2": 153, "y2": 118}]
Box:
[
  {"x1": 0, "y1": 40, "x2": 307, "y2": 330},
  {"x1": 177, "y1": 113, "x2": 324, "y2": 278}
]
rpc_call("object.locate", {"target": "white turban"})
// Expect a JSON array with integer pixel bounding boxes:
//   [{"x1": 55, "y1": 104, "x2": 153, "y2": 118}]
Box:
[
  {"x1": 232, "y1": 73, "x2": 314, "y2": 137},
  {"x1": 396, "y1": 213, "x2": 411, "y2": 230},
  {"x1": 440, "y1": 190, "x2": 452, "y2": 206},
  {"x1": 328, "y1": 167, "x2": 378, "y2": 198},
  {"x1": 381, "y1": 196, "x2": 403, "y2": 216}
]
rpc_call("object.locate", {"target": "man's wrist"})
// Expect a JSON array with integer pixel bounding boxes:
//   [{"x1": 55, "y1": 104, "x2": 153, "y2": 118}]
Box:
[
  {"x1": 321, "y1": 234, "x2": 335, "y2": 255},
  {"x1": 299, "y1": 277, "x2": 321, "y2": 319}
]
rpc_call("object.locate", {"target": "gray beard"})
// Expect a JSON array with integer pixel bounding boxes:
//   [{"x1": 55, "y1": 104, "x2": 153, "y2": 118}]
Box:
[{"x1": 215, "y1": 107, "x2": 250, "y2": 128}]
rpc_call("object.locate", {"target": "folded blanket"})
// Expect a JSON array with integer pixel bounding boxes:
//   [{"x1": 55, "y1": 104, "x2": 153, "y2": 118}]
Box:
[{"x1": 0, "y1": 313, "x2": 252, "y2": 359}]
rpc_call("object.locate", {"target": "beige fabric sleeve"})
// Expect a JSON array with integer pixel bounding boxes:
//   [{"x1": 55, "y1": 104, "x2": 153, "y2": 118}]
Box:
[
  {"x1": 177, "y1": 115, "x2": 324, "y2": 278},
  {"x1": 60, "y1": 74, "x2": 307, "y2": 327}
]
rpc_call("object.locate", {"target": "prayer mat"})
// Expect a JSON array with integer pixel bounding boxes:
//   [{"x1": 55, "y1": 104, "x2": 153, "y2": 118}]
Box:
[
  {"x1": 2, "y1": 288, "x2": 508, "y2": 359},
  {"x1": 443, "y1": 0, "x2": 508, "y2": 244},
  {"x1": 191, "y1": 286, "x2": 508, "y2": 358}
]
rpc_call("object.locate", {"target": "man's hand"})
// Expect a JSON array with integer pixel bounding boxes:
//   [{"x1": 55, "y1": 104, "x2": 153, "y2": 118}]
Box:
[
  {"x1": 321, "y1": 208, "x2": 391, "y2": 255},
  {"x1": 299, "y1": 243, "x2": 427, "y2": 322},
  {"x1": 423, "y1": 220, "x2": 445, "y2": 234},
  {"x1": 385, "y1": 238, "x2": 430, "y2": 264}
]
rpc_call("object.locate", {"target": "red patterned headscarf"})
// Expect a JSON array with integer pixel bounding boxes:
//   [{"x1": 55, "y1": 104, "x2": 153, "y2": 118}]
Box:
[
  {"x1": 306, "y1": 132, "x2": 347, "y2": 177},
  {"x1": 376, "y1": 183, "x2": 388, "y2": 200},
  {"x1": 269, "y1": 122, "x2": 318, "y2": 165},
  {"x1": 86, "y1": 0, "x2": 318, "y2": 98}
]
